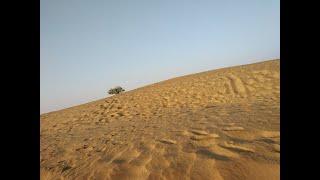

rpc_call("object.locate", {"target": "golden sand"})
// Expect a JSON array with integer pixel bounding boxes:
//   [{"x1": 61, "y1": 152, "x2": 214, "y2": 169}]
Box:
[{"x1": 41, "y1": 59, "x2": 280, "y2": 180}]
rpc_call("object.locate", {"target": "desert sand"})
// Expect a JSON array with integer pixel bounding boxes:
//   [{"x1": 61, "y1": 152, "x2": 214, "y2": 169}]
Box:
[{"x1": 40, "y1": 59, "x2": 280, "y2": 180}]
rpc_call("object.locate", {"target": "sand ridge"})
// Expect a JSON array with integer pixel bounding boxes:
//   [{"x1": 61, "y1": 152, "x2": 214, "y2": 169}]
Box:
[{"x1": 41, "y1": 59, "x2": 280, "y2": 180}]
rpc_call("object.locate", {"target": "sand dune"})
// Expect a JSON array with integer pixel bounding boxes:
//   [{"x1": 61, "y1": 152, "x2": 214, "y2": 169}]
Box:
[{"x1": 40, "y1": 59, "x2": 280, "y2": 180}]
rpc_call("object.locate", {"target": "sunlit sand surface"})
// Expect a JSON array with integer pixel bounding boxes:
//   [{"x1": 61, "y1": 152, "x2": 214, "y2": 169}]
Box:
[{"x1": 41, "y1": 59, "x2": 280, "y2": 180}]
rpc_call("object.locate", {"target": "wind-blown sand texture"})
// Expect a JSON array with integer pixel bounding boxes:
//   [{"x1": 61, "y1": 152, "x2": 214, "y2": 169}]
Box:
[{"x1": 40, "y1": 59, "x2": 280, "y2": 180}]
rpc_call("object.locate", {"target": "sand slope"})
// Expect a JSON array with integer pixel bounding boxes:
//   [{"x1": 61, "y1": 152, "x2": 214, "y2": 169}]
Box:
[{"x1": 40, "y1": 59, "x2": 280, "y2": 180}]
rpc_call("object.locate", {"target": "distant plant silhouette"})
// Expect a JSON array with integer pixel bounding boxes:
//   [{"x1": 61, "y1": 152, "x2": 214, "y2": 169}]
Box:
[{"x1": 108, "y1": 86, "x2": 125, "y2": 95}]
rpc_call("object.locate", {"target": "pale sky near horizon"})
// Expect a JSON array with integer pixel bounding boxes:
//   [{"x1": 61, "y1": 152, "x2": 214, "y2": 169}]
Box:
[{"x1": 40, "y1": 0, "x2": 280, "y2": 114}]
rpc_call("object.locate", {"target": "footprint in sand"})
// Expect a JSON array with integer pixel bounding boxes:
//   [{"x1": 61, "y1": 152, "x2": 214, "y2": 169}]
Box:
[
  {"x1": 178, "y1": 129, "x2": 218, "y2": 139},
  {"x1": 258, "y1": 130, "x2": 280, "y2": 138},
  {"x1": 190, "y1": 134, "x2": 219, "y2": 141},
  {"x1": 190, "y1": 129, "x2": 210, "y2": 135},
  {"x1": 222, "y1": 126, "x2": 244, "y2": 131},
  {"x1": 219, "y1": 142, "x2": 255, "y2": 153},
  {"x1": 176, "y1": 130, "x2": 192, "y2": 137},
  {"x1": 196, "y1": 148, "x2": 230, "y2": 161},
  {"x1": 219, "y1": 122, "x2": 236, "y2": 126},
  {"x1": 159, "y1": 139, "x2": 177, "y2": 144},
  {"x1": 206, "y1": 144, "x2": 240, "y2": 159}
]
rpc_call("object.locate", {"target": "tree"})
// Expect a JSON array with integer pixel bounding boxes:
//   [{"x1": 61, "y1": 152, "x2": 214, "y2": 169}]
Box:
[{"x1": 108, "y1": 86, "x2": 125, "y2": 95}]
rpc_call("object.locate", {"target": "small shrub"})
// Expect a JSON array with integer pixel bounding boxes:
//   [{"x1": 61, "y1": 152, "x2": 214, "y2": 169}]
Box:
[{"x1": 108, "y1": 86, "x2": 125, "y2": 95}]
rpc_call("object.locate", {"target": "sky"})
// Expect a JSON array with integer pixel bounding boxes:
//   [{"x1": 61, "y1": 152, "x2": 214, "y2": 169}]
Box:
[{"x1": 40, "y1": 0, "x2": 280, "y2": 114}]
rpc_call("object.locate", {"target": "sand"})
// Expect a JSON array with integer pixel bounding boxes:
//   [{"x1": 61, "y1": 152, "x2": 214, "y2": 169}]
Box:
[{"x1": 40, "y1": 59, "x2": 280, "y2": 180}]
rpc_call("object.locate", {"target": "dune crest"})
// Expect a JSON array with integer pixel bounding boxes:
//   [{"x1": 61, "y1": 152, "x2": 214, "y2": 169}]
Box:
[{"x1": 41, "y1": 59, "x2": 280, "y2": 180}]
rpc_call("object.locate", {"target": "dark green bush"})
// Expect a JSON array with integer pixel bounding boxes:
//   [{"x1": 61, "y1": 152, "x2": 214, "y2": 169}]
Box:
[{"x1": 108, "y1": 86, "x2": 125, "y2": 95}]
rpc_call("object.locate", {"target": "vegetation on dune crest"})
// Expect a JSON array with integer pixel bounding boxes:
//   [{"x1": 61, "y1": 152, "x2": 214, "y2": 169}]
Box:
[{"x1": 108, "y1": 86, "x2": 125, "y2": 95}]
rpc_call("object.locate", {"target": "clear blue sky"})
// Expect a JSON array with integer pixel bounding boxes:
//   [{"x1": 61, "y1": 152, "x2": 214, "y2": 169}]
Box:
[{"x1": 41, "y1": 0, "x2": 280, "y2": 114}]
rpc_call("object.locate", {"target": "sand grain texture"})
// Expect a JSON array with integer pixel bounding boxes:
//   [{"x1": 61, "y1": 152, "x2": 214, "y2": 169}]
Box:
[{"x1": 41, "y1": 59, "x2": 280, "y2": 180}]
